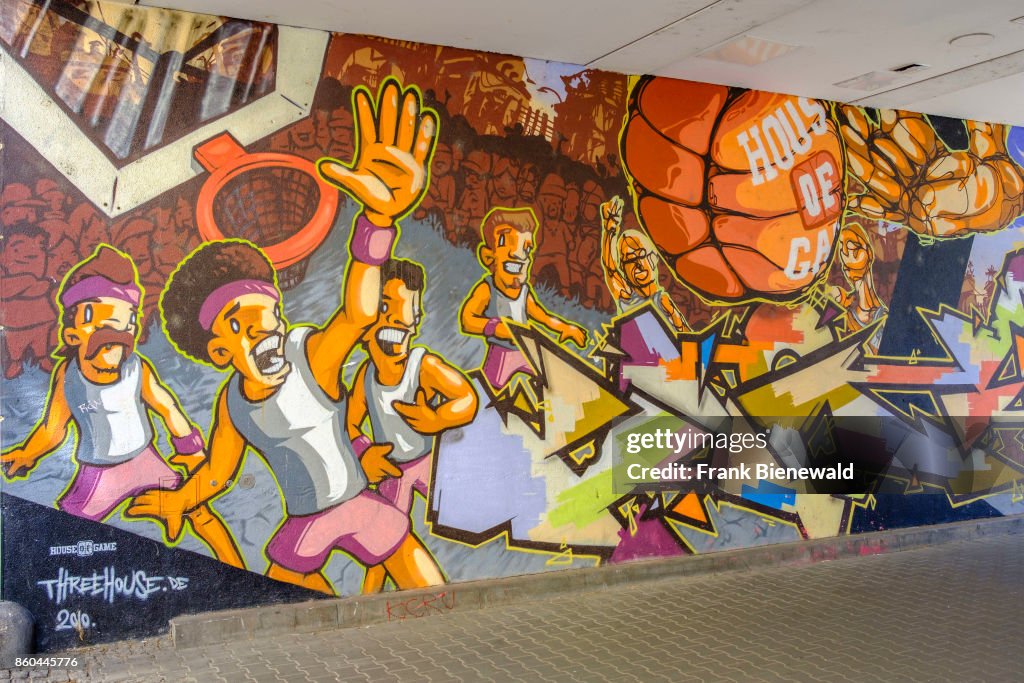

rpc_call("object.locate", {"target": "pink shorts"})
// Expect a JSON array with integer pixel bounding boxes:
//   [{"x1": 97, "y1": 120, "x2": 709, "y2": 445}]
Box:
[
  {"x1": 58, "y1": 446, "x2": 182, "y2": 522},
  {"x1": 377, "y1": 455, "x2": 431, "y2": 514},
  {"x1": 265, "y1": 490, "x2": 410, "y2": 573},
  {"x1": 482, "y1": 345, "x2": 533, "y2": 388}
]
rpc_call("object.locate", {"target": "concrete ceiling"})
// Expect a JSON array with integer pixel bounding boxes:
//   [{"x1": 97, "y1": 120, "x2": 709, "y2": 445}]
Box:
[{"x1": 128, "y1": 0, "x2": 1024, "y2": 126}]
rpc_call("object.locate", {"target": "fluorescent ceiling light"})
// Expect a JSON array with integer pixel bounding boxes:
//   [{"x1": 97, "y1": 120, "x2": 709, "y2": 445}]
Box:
[{"x1": 697, "y1": 35, "x2": 799, "y2": 66}]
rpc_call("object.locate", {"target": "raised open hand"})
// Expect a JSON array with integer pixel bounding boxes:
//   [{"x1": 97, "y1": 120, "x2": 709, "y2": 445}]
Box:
[
  {"x1": 838, "y1": 105, "x2": 1024, "y2": 237},
  {"x1": 317, "y1": 78, "x2": 438, "y2": 227}
]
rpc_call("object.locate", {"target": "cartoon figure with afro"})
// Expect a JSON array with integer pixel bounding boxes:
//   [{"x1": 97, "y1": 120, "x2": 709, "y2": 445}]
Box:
[
  {"x1": 127, "y1": 80, "x2": 444, "y2": 594},
  {"x1": 2, "y1": 245, "x2": 244, "y2": 568}
]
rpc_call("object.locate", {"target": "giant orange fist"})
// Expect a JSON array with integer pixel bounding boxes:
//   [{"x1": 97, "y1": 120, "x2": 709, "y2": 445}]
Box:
[
  {"x1": 839, "y1": 106, "x2": 1024, "y2": 238},
  {"x1": 621, "y1": 76, "x2": 845, "y2": 304}
]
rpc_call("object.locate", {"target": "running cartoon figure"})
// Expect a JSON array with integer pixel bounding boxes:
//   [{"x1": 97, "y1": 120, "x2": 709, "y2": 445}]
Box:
[
  {"x1": 460, "y1": 207, "x2": 588, "y2": 390},
  {"x1": 348, "y1": 258, "x2": 478, "y2": 592},
  {"x1": 127, "y1": 79, "x2": 444, "y2": 595},
  {"x1": 600, "y1": 195, "x2": 688, "y2": 331},
  {"x1": 1, "y1": 245, "x2": 244, "y2": 568}
]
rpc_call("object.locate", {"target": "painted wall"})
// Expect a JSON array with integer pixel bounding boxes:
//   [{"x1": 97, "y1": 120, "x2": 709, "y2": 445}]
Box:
[{"x1": 3, "y1": 0, "x2": 1024, "y2": 651}]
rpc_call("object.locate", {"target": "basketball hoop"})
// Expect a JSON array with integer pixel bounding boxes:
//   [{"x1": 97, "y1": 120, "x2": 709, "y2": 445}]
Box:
[{"x1": 193, "y1": 133, "x2": 339, "y2": 289}]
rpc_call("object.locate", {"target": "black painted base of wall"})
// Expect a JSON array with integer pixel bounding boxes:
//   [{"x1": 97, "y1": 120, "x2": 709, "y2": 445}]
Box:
[{"x1": 0, "y1": 494, "x2": 319, "y2": 652}]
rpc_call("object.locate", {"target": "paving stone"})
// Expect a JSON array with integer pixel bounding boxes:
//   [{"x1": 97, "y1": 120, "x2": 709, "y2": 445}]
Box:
[{"x1": 31, "y1": 531, "x2": 1024, "y2": 682}]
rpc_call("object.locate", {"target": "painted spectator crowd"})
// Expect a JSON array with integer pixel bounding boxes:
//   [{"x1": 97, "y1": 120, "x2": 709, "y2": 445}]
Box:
[
  {"x1": 266, "y1": 77, "x2": 710, "y2": 320},
  {"x1": 2, "y1": 72, "x2": 920, "y2": 382},
  {"x1": 1, "y1": 171, "x2": 203, "y2": 378}
]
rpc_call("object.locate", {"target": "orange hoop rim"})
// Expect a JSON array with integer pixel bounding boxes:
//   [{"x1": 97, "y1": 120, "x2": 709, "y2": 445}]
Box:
[{"x1": 196, "y1": 152, "x2": 339, "y2": 269}]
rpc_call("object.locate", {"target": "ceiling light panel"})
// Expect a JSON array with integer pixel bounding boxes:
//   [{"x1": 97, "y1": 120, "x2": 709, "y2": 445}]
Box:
[
  {"x1": 655, "y1": 0, "x2": 1024, "y2": 122},
  {"x1": 697, "y1": 35, "x2": 800, "y2": 66},
  {"x1": 588, "y1": 0, "x2": 816, "y2": 73}
]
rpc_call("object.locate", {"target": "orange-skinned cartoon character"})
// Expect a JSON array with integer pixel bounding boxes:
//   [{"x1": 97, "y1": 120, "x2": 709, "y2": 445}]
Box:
[
  {"x1": 600, "y1": 195, "x2": 688, "y2": 331},
  {"x1": 348, "y1": 258, "x2": 478, "y2": 592},
  {"x1": 459, "y1": 207, "x2": 588, "y2": 389},
  {"x1": 831, "y1": 223, "x2": 886, "y2": 353},
  {"x1": 127, "y1": 80, "x2": 445, "y2": 595},
  {"x1": 1, "y1": 245, "x2": 244, "y2": 569}
]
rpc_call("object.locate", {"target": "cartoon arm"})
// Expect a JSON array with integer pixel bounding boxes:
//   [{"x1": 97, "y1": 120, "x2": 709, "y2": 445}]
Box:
[
  {"x1": 525, "y1": 291, "x2": 588, "y2": 348},
  {"x1": 838, "y1": 106, "x2": 1024, "y2": 237},
  {"x1": 460, "y1": 279, "x2": 513, "y2": 341},
  {"x1": 657, "y1": 291, "x2": 689, "y2": 332},
  {"x1": 600, "y1": 196, "x2": 631, "y2": 301},
  {"x1": 140, "y1": 359, "x2": 206, "y2": 473},
  {"x1": 310, "y1": 79, "x2": 438, "y2": 398},
  {"x1": 2, "y1": 362, "x2": 71, "y2": 479},
  {"x1": 393, "y1": 353, "x2": 479, "y2": 434},
  {"x1": 346, "y1": 362, "x2": 400, "y2": 484},
  {"x1": 127, "y1": 387, "x2": 245, "y2": 540}
]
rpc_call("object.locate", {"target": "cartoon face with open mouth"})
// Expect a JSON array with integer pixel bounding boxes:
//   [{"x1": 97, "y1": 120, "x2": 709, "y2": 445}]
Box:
[
  {"x1": 489, "y1": 224, "x2": 534, "y2": 293},
  {"x1": 207, "y1": 292, "x2": 291, "y2": 390},
  {"x1": 619, "y1": 231, "x2": 657, "y2": 289},
  {"x1": 250, "y1": 332, "x2": 287, "y2": 375},
  {"x1": 366, "y1": 278, "x2": 422, "y2": 361},
  {"x1": 84, "y1": 326, "x2": 136, "y2": 372}
]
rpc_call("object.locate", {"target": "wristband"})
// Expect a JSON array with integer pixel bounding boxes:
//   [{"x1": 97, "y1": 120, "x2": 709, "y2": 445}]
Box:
[
  {"x1": 483, "y1": 317, "x2": 501, "y2": 337},
  {"x1": 172, "y1": 428, "x2": 205, "y2": 455},
  {"x1": 350, "y1": 214, "x2": 396, "y2": 265},
  {"x1": 352, "y1": 435, "x2": 372, "y2": 458}
]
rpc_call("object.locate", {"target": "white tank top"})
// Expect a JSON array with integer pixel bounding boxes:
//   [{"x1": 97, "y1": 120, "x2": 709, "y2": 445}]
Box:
[
  {"x1": 364, "y1": 347, "x2": 434, "y2": 463},
  {"x1": 64, "y1": 354, "x2": 153, "y2": 465},
  {"x1": 618, "y1": 287, "x2": 663, "y2": 314},
  {"x1": 226, "y1": 326, "x2": 367, "y2": 516},
  {"x1": 483, "y1": 276, "x2": 527, "y2": 349}
]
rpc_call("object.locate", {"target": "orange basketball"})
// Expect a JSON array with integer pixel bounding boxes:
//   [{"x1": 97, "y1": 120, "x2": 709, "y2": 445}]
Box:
[{"x1": 621, "y1": 76, "x2": 845, "y2": 304}]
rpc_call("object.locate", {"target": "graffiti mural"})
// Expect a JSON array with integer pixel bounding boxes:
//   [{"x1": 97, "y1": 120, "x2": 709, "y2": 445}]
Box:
[{"x1": 3, "y1": 0, "x2": 1024, "y2": 652}]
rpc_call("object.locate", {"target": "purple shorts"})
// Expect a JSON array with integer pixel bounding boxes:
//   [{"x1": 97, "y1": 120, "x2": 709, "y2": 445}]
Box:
[
  {"x1": 377, "y1": 455, "x2": 431, "y2": 514},
  {"x1": 482, "y1": 345, "x2": 533, "y2": 388},
  {"x1": 265, "y1": 490, "x2": 410, "y2": 573},
  {"x1": 58, "y1": 445, "x2": 182, "y2": 522}
]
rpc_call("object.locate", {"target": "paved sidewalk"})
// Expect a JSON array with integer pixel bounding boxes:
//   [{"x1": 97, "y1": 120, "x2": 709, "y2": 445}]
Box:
[{"x1": 9, "y1": 530, "x2": 1024, "y2": 682}]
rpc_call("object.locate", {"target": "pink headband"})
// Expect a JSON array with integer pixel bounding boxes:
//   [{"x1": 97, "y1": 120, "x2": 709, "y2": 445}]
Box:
[
  {"x1": 60, "y1": 276, "x2": 141, "y2": 308},
  {"x1": 198, "y1": 280, "x2": 279, "y2": 331}
]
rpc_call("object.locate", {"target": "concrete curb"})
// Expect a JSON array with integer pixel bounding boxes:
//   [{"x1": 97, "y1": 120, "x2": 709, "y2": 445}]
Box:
[{"x1": 170, "y1": 514, "x2": 1024, "y2": 649}]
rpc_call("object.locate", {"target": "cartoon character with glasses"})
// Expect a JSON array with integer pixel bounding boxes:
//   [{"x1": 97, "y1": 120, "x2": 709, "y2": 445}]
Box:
[{"x1": 600, "y1": 196, "x2": 688, "y2": 331}]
